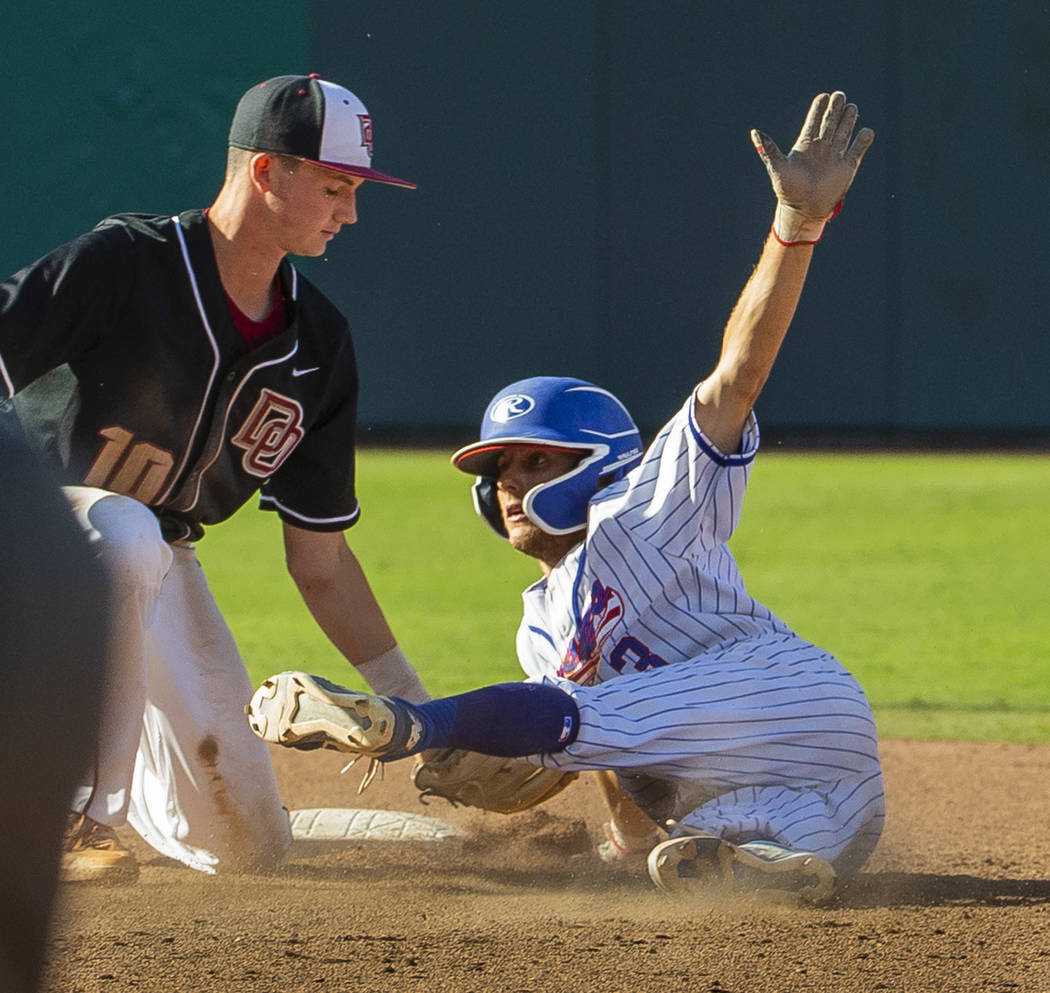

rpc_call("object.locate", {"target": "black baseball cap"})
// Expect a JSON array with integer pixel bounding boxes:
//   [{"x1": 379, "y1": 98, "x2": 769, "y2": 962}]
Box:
[{"x1": 228, "y1": 73, "x2": 416, "y2": 189}]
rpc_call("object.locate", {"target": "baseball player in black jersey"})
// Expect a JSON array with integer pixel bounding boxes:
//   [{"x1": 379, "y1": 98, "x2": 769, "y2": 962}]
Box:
[{"x1": 0, "y1": 73, "x2": 431, "y2": 881}]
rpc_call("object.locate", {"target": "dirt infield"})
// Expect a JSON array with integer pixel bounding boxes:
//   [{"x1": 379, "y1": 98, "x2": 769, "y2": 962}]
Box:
[{"x1": 43, "y1": 738, "x2": 1050, "y2": 993}]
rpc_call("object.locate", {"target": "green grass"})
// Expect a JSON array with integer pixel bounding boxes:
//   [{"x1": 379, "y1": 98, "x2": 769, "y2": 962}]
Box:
[
  {"x1": 198, "y1": 449, "x2": 536, "y2": 694},
  {"x1": 197, "y1": 449, "x2": 1050, "y2": 743},
  {"x1": 733, "y1": 453, "x2": 1050, "y2": 741}
]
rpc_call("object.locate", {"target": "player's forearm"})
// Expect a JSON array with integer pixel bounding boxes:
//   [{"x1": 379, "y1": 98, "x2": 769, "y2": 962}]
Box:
[
  {"x1": 717, "y1": 232, "x2": 813, "y2": 389},
  {"x1": 293, "y1": 566, "x2": 431, "y2": 702},
  {"x1": 299, "y1": 563, "x2": 422, "y2": 693},
  {"x1": 593, "y1": 770, "x2": 658, "y2": 841},
  {"x1": 695, "y1": 232, "x2": 813, "y2": 453},
  {"x1": 294, "y1": 560, "x2": 398, "y2": 663},
  {"x1": 284, "y1": 525, "x2": 431, "y2": 701}
]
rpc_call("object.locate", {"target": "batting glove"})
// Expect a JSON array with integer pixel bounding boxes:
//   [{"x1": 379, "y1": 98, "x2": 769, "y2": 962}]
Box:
[{"x1": 751, "y1": 91, "x2": 875, "y2": 245}]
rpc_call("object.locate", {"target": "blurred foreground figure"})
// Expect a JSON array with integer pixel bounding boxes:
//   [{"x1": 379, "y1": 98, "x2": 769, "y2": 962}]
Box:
[{"x1": 0, "y1": 422, "x2": 108, "y2": 992}]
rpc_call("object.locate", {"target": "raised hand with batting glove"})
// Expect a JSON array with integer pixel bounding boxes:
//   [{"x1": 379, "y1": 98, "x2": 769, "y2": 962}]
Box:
[{"x1": 751, "y1": 90, "x2": 875, "y2": 245}]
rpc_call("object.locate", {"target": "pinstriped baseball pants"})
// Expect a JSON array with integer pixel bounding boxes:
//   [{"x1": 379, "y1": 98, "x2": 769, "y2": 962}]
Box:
[{"x1": 538, "y1": 634, "x2": 885, "y2": 876}]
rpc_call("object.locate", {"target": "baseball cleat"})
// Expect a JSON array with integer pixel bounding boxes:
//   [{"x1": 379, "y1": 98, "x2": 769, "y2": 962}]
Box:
[
  {"x1": 61, "y1": 813, "x2": 139, "y2": 884},
  {"x1": 246, "y1": 671, "x2": 423, "y2": 758},
  {"x1": 647, "y1": 833, "x2": 836, "y2": 906}
]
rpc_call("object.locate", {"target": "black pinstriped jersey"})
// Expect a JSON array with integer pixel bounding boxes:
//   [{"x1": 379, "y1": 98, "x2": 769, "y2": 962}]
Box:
[{"x1": 0, "y1": 210, "x2": 361, "y2": 542}]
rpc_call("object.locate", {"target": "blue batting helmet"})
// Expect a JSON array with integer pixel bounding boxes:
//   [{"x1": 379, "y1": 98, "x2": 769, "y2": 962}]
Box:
[{"x1": 451, "y1": 376, "x2": 644, "y2": 537}]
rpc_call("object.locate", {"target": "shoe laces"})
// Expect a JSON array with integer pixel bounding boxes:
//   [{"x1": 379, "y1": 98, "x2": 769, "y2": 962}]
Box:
[{"x1": 65, "y1": 813, "x2": 122, "y2": 852}]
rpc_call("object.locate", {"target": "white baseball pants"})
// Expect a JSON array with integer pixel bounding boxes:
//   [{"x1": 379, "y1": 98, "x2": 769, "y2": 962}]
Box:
[{"x1": 65, "y1": 487, "x2": 291, "y2": 873}]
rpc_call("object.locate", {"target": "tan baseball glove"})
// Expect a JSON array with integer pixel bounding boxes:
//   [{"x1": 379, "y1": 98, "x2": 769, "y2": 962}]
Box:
[{"x1": 411, "y1": 748, "x2": 578, "y2": 814}]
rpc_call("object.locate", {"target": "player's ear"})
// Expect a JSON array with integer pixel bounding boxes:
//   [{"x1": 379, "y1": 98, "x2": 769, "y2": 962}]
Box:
[{"x1": 249, "y1": 152, "x2": 279, "y2": 193}]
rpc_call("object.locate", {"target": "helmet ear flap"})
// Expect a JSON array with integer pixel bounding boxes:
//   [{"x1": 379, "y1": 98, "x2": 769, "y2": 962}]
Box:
[
  {"x1": 455, "y1": 376, "x2": 644, "y2": 541},
  {"x1": 597, "y1": 462, "x2": 631, "y2": 490},
  {"x1": 522, "y1": 446, "x2": 606, "y2": 535},
  {"x1": 471, "y1": 477, "x2": 507, "y2": 538}
]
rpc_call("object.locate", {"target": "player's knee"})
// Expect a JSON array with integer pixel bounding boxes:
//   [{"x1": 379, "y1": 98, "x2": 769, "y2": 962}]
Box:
[
  {"x1": 213, "y1": 813, "x2": 293, "y2": 874},
  {"x1": 80, "y1": 493, "x2": 172, "y2": 592}
]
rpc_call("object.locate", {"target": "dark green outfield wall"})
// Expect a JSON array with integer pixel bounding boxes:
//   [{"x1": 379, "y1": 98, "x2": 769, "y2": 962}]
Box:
[
  {"x1": 4, "y1": 3, "x2": 1048, "y2": 438},
  {"x1": 1, "y1": 3, "x2": 308, "y2": 262}
]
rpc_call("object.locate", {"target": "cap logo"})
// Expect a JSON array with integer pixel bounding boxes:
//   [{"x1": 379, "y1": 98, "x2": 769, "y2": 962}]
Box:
[
  {"x1": 490, "y1": 394, "x2": 534, "y2": 423},
  {"x1": 358, "y1": 115, "x2": 374, "y2": 158}
]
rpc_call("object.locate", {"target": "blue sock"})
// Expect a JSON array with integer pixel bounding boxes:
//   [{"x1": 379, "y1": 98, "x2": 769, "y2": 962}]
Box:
[{"x1": 402, "y1": 682, "x2": 579, "y2": 757}]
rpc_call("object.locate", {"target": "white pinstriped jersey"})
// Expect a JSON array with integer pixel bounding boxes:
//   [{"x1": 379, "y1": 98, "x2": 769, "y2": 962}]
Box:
[
  {"x1": 516, "y1": 393, "x2": 790, "y2": 685},
  {"x1": 516, "y1": 391, "x2": 886, "y2": 871}
]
